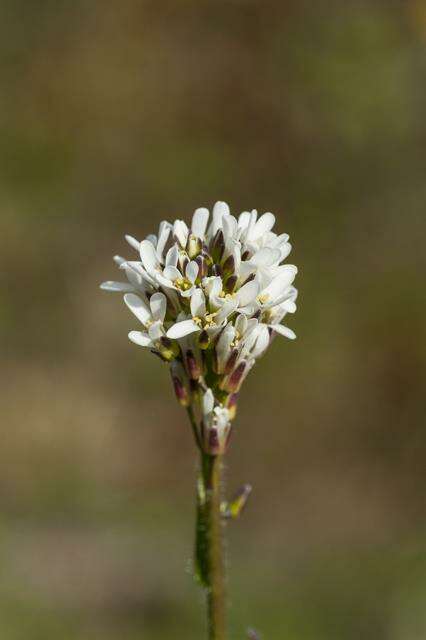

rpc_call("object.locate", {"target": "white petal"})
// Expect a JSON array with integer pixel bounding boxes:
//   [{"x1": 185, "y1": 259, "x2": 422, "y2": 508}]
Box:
[
  {"x1": 125, "y1": 234, "x2": 140, "y2": 251},
  {"x1": 270, "y1": 295, "x2": 297, "y2": 312},
  {"x1": 163, "y1": 265, "x2": 181, "y2": 281},
  {"x1": 231, "y1": 243, "x2": 241, "y2": 273},
  {"x1": 149, "y1": 292, "x2": 167, "y2": 322},
  {"x1": 121, "y1": 261, "x2": 157, "y2": 287},
  {"x1": 251, "y1": 212, "x2": 276, "y2": 240},
  {"x1": 191, "y1": 288, "x2": 206, "y2": 318},
  {"x1": 244, "y1": 210, "x2": 258, "y2": 241},
  {"x1": 246, "y1": 318, "x2": 259, "y2": 335},
  {"x1": 173, "y1": 219, "x2": 189, "y2": 248},
  {"x1": 165, "y1": 245, "x2": 179, "y2": 268},
  {"x1": 237, "y1": 304, "x2": 257, "y2": 317},
  {"x1": 100, "y1": 281, "x2": 134, "y2": 292},
  {"x1": 163, "y1": 287, "x2": 180, "y2": 314},
  {"x1": 216, "y1": 324, "x2": 236, "y2": 372},
  {"x1": 270, "y1": 232, "x2": 289, "y2": 248},
  {"x1": 279, "y1": 242, "x2": 292, "y2": 261},
  {"x1": 251, "y1": 247, "x2": 281, "y2": 267},
  {"x1": 124, "y1": 266, "x2": 143, "y2": 288},
  {"x1": 211, "y1": 201, "x2": 230, "y2": 235},
  {"x1": 156, "y1": 222, "x2": 171, "y2": 261},
  {"x1": 235, "y1": 314, "x2": 248, "y2": 335},
  {"x1": 167, "y1": 319, "x2": 201, "y2": 339},
  {"x1": 124, "y1": 293, "x2": 151, "y2": 325},
  {"x1": 213, "y1": 406, "x2": 230, "y2": 430},
  {"x1": 271, "y1": 324, "x2": 296, "y2": 340},
  {"x1": 222, "y1": 214, "x2": 238, "y2": 242},
  {"x1": 128, "y1": 331, "x2": 152, "y2": 347},
  {"x1": 192, "y1": 207, "x2": 210, "y2": 238},
  {"x1": 180, "y1": 285, "x2": 196, "y2": 298},
  {"x1": 203, "y1": 389, "x2": 214, "y2": 416},
  {"x1": 236, "y1": 280, "x2": 259, "y2": 307},
  {"x1": 140, "y1": 240, "x2": 159, "y2": 273},
  {"x1": 113, "y1": 255, "x2": 126, "y2": 266},
  {"x1": 243, "y1": 328, "x2": 259, "y2": 353},
  {"x1": 148, "y1": 320, "x2": 164, "y2": 340},
  {"x1": 282, "y1": 300, "x2": 297, "y2": 313},
  {"x1": 186, "y1": 260, "x2": 199, "y2": 284},
  {"x1": 261, "y1": 266, "x2": 297, "y2": 301},
  {"x1": 215, "y1": 299, "x2": 238, "y2": 323},
  {"x1": 146, "y1": 234, "x2": 157, "y2": 245},
  {"x1": 238, "y1": 211, "x2": 251, "y2": 230},
  {"x1": 203, "y1": 276, "x2": 223, "y2": 299},
  {"x1": 251, "y1": 325, "x2": 270, "y2": 357}
]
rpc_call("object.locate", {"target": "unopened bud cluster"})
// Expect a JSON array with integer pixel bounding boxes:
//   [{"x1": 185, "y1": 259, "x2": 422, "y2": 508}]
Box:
[{"x1": 101, "y1": 202, "x2": 297, "y2": 455}]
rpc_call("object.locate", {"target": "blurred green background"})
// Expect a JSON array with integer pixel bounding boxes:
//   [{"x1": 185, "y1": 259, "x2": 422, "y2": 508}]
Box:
[{"x1": 1, "y1": 1, "x2": 426, "y2": 638}]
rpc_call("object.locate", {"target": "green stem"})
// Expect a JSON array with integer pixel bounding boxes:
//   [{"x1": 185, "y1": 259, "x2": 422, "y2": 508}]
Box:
[
  {"x1": 199, "y1": 453, "x2": 226, "y2": 640},
  {"x1": 186, "y1": 405, "x2": 202, "y2": 450}
]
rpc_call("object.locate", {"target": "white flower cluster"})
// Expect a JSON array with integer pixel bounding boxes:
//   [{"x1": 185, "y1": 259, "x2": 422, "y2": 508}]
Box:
[{"x1": 101, "y1": 202, "x2": 298, "y2": 454}]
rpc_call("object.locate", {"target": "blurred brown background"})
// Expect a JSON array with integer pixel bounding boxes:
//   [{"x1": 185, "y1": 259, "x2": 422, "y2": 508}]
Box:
[{"x1": 1, "y1": 1, "x2": 426, "y2": 638}]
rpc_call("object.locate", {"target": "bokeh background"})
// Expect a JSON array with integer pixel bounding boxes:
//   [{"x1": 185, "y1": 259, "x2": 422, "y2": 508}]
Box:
[{"x1": 1, "y1": 1, "x2": 426, "y2": 638}]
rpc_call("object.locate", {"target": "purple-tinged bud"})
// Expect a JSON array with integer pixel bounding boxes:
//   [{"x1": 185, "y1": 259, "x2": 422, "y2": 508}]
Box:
[
  {"x1": 212, "y1": 263, "x2": 223, "y2": 277},
  {"x1": 224, "y1": 274, "x2": 238, "y2": 294},
  {"x1": 208, "y1": 427, "x2": 220, "y2": 453},
  {"x1": 194, "y1": 255, "x2": 205, "y2": 280},
  {"x1": 226, "y1": 393, "x2": 239, "y2": 420},
  {"x1": 172, "y1": 375, "x2": 189, "y2": 407},
  {"x1": 222, "y1": 254, "x2": 235, "y2": 277},
  {"x1": 186, "y1": 349, "x2": 201, "y2": 380},
  {"x1": 203, "y1": 420, "x2": 231, "y2": 456},
  {"x1": 210, "y1": 229, "x2": 225, "y2": 263},
  {"x1": 247, "y1": 628, "x2": 261, "y2": 640},
  {"x1": 224, "y1": 361, "x2": 247, "y2": 393},
  {"x1": 198, "y1": 330, "x2": 210, "y2": 350},
  {"x1": 241, "y1": 250, "x2": 251, "y2": 261},
  {"x1": 170, "y1": 361, "x2": 191, "y2": 406},
  {"x1": 224, "y1": 348, "x2": 239, "y2": 375}
]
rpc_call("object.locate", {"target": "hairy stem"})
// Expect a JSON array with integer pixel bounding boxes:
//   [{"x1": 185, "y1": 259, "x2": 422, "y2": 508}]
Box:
[{"x1": 199, "y1": 453, "x2": 226, "y2": 640}]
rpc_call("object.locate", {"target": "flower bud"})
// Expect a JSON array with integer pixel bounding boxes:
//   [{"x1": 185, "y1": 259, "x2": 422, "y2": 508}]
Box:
[
  {"x1": 159, "y1": 336, "x2": 180, "y2": 361},
  {"x1": 222, "y1": 254, "x2": 235, "y2": 277},
  {"x1": 226, "y1": 393, "x2": 239, "y2": 420},
  {"x1": 210, "y1": 229, "x2": 225, "y2": 263},
  {"x1": 196, "y1": 254, "x2": 208, "y2": 279},
  {"x1": 224, "y1": 348, "x2": 239, "y2": 375},
  {"x1": 186, "y1": 349, "x2": 201, "y2": 380},
  {"x1": 180, "y1": 254, "x2": 189, "y2": 273},
  {"x1": 223, "y1": 274, "x2": 237, "y2": 294},
  {"x1": 222, "y1": 360, "x2": 247, "y2": 393},
  {"x1": 222, "y1": 483, "x2": 252, "y2": 519},
  {"x1": 187, "y1": 233, "x2": 202, "y2": 259},
  {"x1": 202, "y1": 389, "x2": 231, "y2": 455},
  {"x1": 198, "y1": 330, "x2": 210, "y2": 350},
  {"x1": 212, "y1": 263, "x2": 223, "y2": 277},
  {"x1": 170, "y1": 362, "x2": 190, "y2": 407}
]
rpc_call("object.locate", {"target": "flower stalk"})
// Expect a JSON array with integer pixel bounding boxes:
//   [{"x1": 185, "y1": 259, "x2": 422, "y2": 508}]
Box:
[
  {"x1": 197, "y1": 452, "x2": 226, "y2": 640},
  {"x1": 100, "y1": 200, "x2": 298, "y2": 639}
]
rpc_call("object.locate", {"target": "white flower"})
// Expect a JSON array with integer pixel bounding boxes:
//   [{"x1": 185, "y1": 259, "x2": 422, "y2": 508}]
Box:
[
  {"x1": 124, "y1": 292, "x2": 167, "y2": 348},
  {"x1": 101, "y1": 200, "x2": 298, "y2": 452},
  {"x1": 157, "y1": 259, "x2": 200, "y2": 299},
  {"x1": 167, "y1": 288, "x2": 237, "y2": 340},
  {"x1": 202, "y1": 389, "x2": 231, "y2": 455}
]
